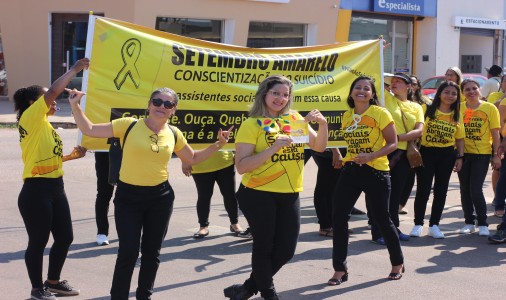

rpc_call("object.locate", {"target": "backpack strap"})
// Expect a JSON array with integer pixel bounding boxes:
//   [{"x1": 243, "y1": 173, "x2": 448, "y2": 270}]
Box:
[
  {"x1": 122, "y1": 120, "x2": 138, "y2": 150},
  {"x1": 168, "y1": 124, "x2": 177, "y2": 145}
]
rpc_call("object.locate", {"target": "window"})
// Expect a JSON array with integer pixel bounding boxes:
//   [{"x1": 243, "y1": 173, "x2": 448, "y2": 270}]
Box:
[
  {"x1": 156, "y1": 17, "x2": 222, "y2": 42},
  {"x1": 349, "y1": 14, "x2": 413, "y2": 74},
  {"x1": 247, "y1": 22, "x2": 306, "y2": 48}
]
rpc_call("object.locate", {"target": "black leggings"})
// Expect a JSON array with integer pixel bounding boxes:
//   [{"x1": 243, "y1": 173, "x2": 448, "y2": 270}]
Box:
[
  {"x1": 95, "y1": 152, "x2": 115, "y2": 235},
  {"x1": 193, "y1": 164, "x2": 238, "y2": 227},
  {"x1": 236, "y1": 185, "x2": 300, "y2": 298},
  {"x1": 332, "y1": 163, "x2": 403, "y2": 271},
  {"x1": 110, "y1": 180, "x2": 174, "y2": 300},
  {"x1": 18, "y1": 177, "x2": 74, "y2": 289}
]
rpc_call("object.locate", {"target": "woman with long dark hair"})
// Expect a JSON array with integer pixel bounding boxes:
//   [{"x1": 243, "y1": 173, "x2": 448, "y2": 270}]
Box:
[
  {"x1": 409, "y1": 81, "x2": 464, "y2": 238},
  {"x1": 328, "y1": 76, "x2": 403, "y2": 285}
]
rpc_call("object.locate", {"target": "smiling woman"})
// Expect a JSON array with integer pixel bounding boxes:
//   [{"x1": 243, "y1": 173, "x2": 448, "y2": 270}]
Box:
[{"x1": 68, "y1": 81, "x2": 234, "y2": 299}]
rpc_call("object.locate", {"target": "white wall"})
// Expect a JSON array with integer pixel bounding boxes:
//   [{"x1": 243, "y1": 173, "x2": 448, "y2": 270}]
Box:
[{"x1": 459, "y1": 34, "x2": 494, "y2": 73}]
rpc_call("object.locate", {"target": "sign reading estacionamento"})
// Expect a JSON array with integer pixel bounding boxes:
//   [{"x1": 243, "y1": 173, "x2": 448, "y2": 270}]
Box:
[{"x1": 81, "y1": 16, "x2": 382, "y2": 150}]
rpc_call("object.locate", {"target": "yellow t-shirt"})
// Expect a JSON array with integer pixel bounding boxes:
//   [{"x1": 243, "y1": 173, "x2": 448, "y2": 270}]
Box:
[
  {"x1": 421, "y1": 107, "x2": 465, "y2": 147},
  {"x1": 191, "y1": 151, "x2": 234, "y2": 174},
  {"x1": 341, "y1": 105, "x2": 393, "y2": 171},
  {"x1": 460, "y1": 102, "x2": 500, "y2": 154},
  {"x1": 235, "y1": 112, "x2": 305, "y2": 193},
  {"x1": 488, "y1": 91, "x2": 503, "y2": 104},
  {"x1": 18, "y1": 96, "x2": 64, "y2": 179},
  {"x1": 385, "y1": 93, "x2": 425, "y2": 150},
  {"x1": 112, "y1": 117, "x2": 186, "y2": 186}
]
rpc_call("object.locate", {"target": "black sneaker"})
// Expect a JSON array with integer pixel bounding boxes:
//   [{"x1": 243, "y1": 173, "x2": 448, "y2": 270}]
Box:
[
  {"x1": 488, "y1": 225, "x2": 506, "y2": 244},
  {"x1": 44, "y1": 280, "x2": 80, "y2": 296},
  {"x1": 30, "y1": 287, "x2": 57, "y2": 300},
  {"x1": 237, "y1": 227, "x2": 253, "y2": 239}
]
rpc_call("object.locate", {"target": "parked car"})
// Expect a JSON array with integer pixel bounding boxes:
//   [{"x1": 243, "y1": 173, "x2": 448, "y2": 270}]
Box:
[{"x1": 421, "y1": 74, "x2": 487, "y2": 100}]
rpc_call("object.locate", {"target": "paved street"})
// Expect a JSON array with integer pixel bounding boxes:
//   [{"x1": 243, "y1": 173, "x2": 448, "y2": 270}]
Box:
[{"x1": 0, "y1": 99, "x2": 505, "y2": 299}]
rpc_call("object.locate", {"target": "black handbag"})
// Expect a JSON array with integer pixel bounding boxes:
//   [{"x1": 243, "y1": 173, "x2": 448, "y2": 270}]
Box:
[{"x1": 108, "y1": 120, "x2": 137, "y2": 185}]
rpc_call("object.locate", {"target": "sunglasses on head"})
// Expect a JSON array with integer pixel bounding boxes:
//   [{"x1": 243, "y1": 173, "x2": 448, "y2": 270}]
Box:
[{"x1": 151, "y1": 98, "x2": 176, "y2": 109}]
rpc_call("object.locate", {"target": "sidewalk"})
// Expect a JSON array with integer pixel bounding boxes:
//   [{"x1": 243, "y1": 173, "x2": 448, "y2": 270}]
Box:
[{"x1": 0, "y1": 95, "x2": 76, "y2": 128}]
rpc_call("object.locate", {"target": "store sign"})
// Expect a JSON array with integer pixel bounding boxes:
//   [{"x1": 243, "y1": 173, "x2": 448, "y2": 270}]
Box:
[
  {"x1": 374, "y1": 0, "x2": 424, "y2": 16},
  {"x1": 453, "y1": 16, "x2": 506, "y2": 30}
]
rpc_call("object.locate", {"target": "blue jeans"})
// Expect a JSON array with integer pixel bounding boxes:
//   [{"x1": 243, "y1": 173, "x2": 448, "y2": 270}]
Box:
[{"x1": 457, "y1": 154, "x2": 490, "y2": 226}]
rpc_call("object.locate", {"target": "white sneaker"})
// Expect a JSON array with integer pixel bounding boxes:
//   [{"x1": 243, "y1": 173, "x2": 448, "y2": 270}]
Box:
[
  {"x1": 409, "y1": 225, "x2": 423, "y2": 237},
  {"x1": 478, "y1": 226, "x2": 489, "y2": 236},
  {"x1": 428, "y1": 225, "x2": 445, "y2": 239},
  {"x1": 96, "y1": 234, "x2": 109, "y2": 246},
  {"x1": 459, "y1": 224, "x2": 476, "y2": 234}
]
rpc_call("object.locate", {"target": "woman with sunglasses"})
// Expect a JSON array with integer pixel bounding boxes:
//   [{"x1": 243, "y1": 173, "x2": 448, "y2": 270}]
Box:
[
  {"x1": 457, "y1": 79, "x2": 501, "y2": 236},
  {"x1": 409, "y1": 81, "x2": 464, "y2": 239},
  {"x1": 14, "y1": 58, "x2": 88, "y2": 300},
  {"x1": 224, "y1": 75, "x2": 327, "y2": 300},
  {"x1": 68, "y1": 86, "x2": 233, "y2": 300},
  {"x1": 328, "y1": 76, "x2": 403, "y2": 286}
]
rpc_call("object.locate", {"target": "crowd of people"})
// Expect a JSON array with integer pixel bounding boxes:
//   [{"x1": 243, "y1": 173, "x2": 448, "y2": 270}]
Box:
[{"x1": 13, "y1": 58, "x2": 506, "y2": 300}]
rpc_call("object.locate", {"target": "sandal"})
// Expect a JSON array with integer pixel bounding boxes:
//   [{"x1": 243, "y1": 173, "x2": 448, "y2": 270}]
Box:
[
  {"x1": 494, "y1": 210, "x2": 505, "y2": 218},
  {"x1": 388, "y1": 265, "x2": 405, "y2": 280},
  {"x1": 327, "y1": 271, "x2": 348, "y2": 286},
  {"x1": 230, "y1": 224, "x2": 243, "y2": 234},
  {"x1": 193, "y1": 227, "x2": 209, "y2": 239},
  {"x1": 319, "y1": 228, "x2": 333, "y2": 237}
]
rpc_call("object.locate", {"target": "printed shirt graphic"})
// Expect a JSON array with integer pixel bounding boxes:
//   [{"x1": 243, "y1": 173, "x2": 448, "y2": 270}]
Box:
[
  {"x1": 421, "y1": 107, "x2": 464, "y2": 148},
  {"x1": 235, "y1": 112, "x2": 305, "y2": 193},
  {"x1": 460, "y1": 102, "x2": 500, "y2": 154},
  {"x1": 112, "y1": 117, "x2": 186, "y2": 186},
  {"x1": 385, "y1": 93, "x2": 424, "y2": 150},
  {"x1": 18, "y1": 96, "x2": 64, "y2": 179},
  {"x1": 341, "y1": 105, "x2": 393, "y2": 171}
]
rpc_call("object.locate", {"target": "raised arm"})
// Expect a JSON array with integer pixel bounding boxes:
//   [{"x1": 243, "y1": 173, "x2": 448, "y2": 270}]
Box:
[
  {"x1": 305, "y1": 109, "x2": 328, "y2": 152},
  {"x1": 175, "y1": 126, "x2": 233, "y2": 166},
  {"x1": 44, "y1": 58, "x2": 89, "y2": 108},
  {"x1": 68, "y1": 89, "x2": 114, "y2": 138}
]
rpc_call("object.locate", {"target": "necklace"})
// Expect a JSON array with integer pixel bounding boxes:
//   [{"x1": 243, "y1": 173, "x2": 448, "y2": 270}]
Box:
[{"x1": 257, "y1": 113, "x2": 295, "y2": 133}]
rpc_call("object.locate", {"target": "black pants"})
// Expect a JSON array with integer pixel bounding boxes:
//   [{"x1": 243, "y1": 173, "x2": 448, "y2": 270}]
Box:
[
  {"x1": 110, "y1": 180, "x2": 175, "y2": 300},
  {"x1": 236, "y1": 185, "x2": 300, "y2": 298},
  {"x1": 399, "y1": 169, "x2": 415, "y2": 207},
  {"x1": 371, "y1": 150, "x2": 410, "y2": 239},
  {"x1": 312, "y1": 151, "x2": 342, "y2": 229},
  {"x1": 457, "y1": 154, "x2": 490, "y2": 226},
  {"x1": 95, "y1": 152, "x2": 115, "y2": 235},
  {"x1": 493, "y1": 155, "x2": 506, "y2": 211},
  {"x1": 18, "y1": 177, "x2": 74, "y2": 289},
  {"x1": 332, "y1": 163, "x2": 403, "y2": 271},
  {"x1": 414, "y1": 146, "x2": 456, "y2": 226},
  {"x1": 193, "y1": 164, "x2": 238, "y2": 227}
]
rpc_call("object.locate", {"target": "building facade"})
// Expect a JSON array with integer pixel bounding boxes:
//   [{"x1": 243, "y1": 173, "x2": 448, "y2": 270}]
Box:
[{"x1": 0, "y1": 0, "x2": 505, "y2": 99}]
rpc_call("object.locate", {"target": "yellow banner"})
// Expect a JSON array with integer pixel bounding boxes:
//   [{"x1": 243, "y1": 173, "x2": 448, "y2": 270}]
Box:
[{"x1": 82, "y1": 16, "x2": 382, "y2": 150}]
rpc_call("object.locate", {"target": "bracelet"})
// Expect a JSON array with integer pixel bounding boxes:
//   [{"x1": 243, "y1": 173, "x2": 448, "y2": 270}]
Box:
[
  {"x1": 456, "y1": 155, "x2": 464, "y2": 159},
  {"x1": 214, "y1": 141, "x2": 223, "y2": 149}
]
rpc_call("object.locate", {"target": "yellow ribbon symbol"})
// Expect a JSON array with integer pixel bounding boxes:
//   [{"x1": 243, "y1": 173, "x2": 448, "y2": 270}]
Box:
[{"x1": 114, "y1": 38, "x2": 141, "y2": 90}]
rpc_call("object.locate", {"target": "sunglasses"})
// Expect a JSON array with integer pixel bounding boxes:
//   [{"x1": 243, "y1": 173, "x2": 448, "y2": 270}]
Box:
[{"x1": 151, "y1": 98, "x2": 176, "y2": 109}]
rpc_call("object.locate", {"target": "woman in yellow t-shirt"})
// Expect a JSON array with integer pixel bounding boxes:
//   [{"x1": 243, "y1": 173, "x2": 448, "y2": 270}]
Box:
[
  {"x1": 458, "y1": 79, "x2": 501, "y2": 236},
  {"x1": 224, "y1": 75, "x2": 328, "y2": 300},
  {"x1": 14, "y1": 59, "x2": 88, "y2": 300},
  {"x1": 410, "y1": 81, "x2": 465, "y2": 239},
  {"x1": 377, "y1": 73, "x2": 424, "y2": 244},
  {"x1": 328, "y1": 76, "x2": 403, "y2": 286},
  {"x1": 69, "y1": 86, "x2": 233, "y2": 299},
  {"x1": 182, "y1": 151, "x2": 244, "y2": 238}
]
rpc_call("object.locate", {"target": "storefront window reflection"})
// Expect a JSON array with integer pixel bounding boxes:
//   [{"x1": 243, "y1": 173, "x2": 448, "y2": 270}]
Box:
[{"x1": 349, "y1": 16, "x2": 412, "y2": 74}]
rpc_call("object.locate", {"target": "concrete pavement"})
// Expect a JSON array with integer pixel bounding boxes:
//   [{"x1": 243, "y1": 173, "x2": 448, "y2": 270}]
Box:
[{"x1": 0, "y1": 109, "x2": 505, "y2": 299}]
